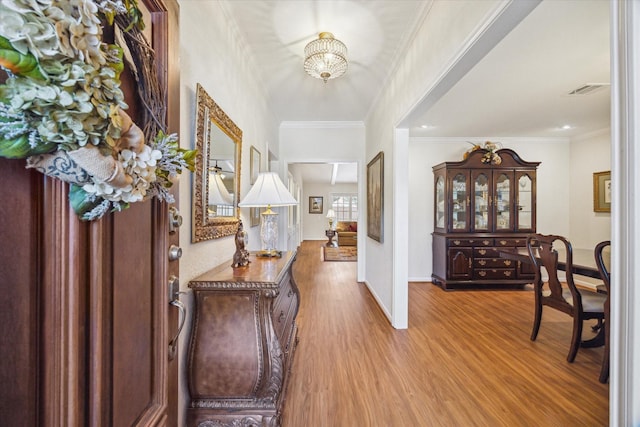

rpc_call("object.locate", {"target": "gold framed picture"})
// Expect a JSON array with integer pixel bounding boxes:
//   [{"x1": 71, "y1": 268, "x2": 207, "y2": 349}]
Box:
[
  {"x1": 593, "y1": 170, "x2": 611, "y2": 213},
  {"x1": 250, "y1": 146, "x2": 261, "y2": 185},
  {"x1": 309, "y1": 196, "x2": 323, "y2": 214},
  {"x1": 367, "y1": 151, "x2": 384, "y2": 242}
]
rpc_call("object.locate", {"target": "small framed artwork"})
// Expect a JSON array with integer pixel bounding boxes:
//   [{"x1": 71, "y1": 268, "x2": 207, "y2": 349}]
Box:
[
  {"x1": 593, "y1": 170, "x2": 611, "y2": 213},
  {"x1": 250, "y1": 146, "x2": 261, "y2": 185},
  {"x1": 367, "y1": 151, "x2": 384, "y2": 242},
  {"x1": 309, "y1": 196, "x2": 323, "y2": 214},
  {"x1": 250, "y1": 207, "x2": 261, "y2": 227}
]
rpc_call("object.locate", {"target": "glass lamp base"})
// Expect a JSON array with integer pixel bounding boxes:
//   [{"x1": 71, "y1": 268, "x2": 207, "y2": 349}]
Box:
[{"x1": 260, "y1": 208, "x2": 279, "y2": 254}]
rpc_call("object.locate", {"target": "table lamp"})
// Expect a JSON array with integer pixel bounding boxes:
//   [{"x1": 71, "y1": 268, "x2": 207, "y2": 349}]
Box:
[
  {"x1": 326, "y1": 208, "x2": 336, "y2": 229},
  {"x1": 238, "y1": 172, "x2": 298, "y2": 257}
]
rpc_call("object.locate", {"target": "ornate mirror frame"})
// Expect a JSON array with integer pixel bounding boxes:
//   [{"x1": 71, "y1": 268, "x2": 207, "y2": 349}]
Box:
[{"x1": 192, "y1": 83, "x2": 242, "y2": 242}]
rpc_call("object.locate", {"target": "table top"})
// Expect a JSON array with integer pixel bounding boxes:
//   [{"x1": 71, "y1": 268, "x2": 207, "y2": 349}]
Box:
[
  {"x1": 189, "y1": 251, "x2": 296, "y2": 289},
  {"x1": 499, "y1": 247, "x2": 607, "y2": 280}
]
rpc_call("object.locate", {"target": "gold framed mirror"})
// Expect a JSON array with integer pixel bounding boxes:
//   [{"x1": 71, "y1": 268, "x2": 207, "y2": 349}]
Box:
[{"x1": 192, "y1": 83, "x2": 242, "y2": 242}]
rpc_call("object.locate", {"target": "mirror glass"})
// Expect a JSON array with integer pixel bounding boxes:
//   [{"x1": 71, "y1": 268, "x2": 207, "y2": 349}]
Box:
[{"x1": 192, "y1": 83, "x2": 242, "y2": 242}]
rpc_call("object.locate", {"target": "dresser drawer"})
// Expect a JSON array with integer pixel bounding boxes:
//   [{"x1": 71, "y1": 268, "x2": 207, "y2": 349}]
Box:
[
  {"x1": 448, "y1": 238, "x2": 493, "y2": 247},
  {"x1": 473, "y1": 247, "x2": 502, "y2": 257},
  {"x1": 273, "y1": 276, "x2": 297, "y2": 342},
  {"x1": 475, "y1": 268, "x2": 516, "y2": 280},
  {"x1": 273, "y1": 274, "x2": 295, "y2": 314},
  {"x1": 495, "y1": 238, "x2": 528, "y2": 247},
  {"x1": 474, "y1": 257, "x2": 516, "y2": 268}
]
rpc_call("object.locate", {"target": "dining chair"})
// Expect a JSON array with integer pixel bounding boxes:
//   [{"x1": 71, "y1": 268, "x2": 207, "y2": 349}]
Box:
[
  {"x1": 594, "y1": 240, "x2": 611, "y2": 383},
  {"x1": 526, "y1": 234, "x2": 607, "y2": 363}
]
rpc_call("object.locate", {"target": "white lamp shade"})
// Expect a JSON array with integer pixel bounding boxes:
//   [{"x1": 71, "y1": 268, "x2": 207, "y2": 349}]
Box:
[
  {"x1": 326, "y1": 209, "x2": 336, "y2": 219},
  {"x1": 239, "y1": 172, "x2": 297, "y2": 207},
  {"x1": 208, "y1": 172, "x2": 234, "y2": 206}
]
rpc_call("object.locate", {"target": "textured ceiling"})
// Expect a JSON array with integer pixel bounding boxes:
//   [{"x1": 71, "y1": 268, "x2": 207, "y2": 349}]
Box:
[
  {"x1": 222, "y1": 0, "x2": 430, "y2": 122},
  {"x1": 221, "y1": 0, "x2": 610, "y2": 184}
]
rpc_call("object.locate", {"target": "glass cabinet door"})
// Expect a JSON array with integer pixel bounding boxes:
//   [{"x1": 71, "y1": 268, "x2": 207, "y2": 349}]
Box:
[
  {"x1": 435, "y1": 176, "x2": 445, "y2": 229},
  {"x1": 516, "y1": 173, "x2": 534, "y2": 231},
  {"x1": 494, "y1": 172, "x2": 512, "y2": 231},
  {"x1": 473, "y1": 171, "x2": 490, "y2": 231},
  {"x1": 450, "y1": 173, "x2": 469, "y2": 231}
]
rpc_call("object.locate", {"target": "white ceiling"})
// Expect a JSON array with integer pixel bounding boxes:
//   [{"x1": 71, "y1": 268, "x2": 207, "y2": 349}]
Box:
[
  {"x1": 222, "y1": 0, "x2": 430, "y2": 122},
  {"x1": 222, "y1": 0, "x2": 610, "y2": 183},
  {"x1": 289, "y1": 162, "x2": 358, "y2": 185}
]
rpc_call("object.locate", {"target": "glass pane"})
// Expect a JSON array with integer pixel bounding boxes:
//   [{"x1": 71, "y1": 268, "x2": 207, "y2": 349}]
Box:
[
  {"x1": 452, "y1": 174, "x2": 467, "y2": 230},
  {"x1": 495, "y1": 173, "x2": 510, "y2": 230},
  {"x1": 517, "y1": 175, "x2": 532, "y2": 229},
  {"x1": 436, "y1": 177, "x2": 445, "y2": 228},
  {"x1": 331, "y1": 193, "x2": 358, "y2": 221},
  {"x1": 474, "y1": 173, "x2": 489, "y2": 230}
]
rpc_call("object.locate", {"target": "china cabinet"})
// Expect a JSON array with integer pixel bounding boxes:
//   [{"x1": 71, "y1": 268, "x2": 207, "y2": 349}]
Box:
[
  {"x1": 432, "y1": 148, "x2": 540, "y2": 289},
  {"x1": 186, "y1": 251, "x2": 299, "y2": 426}
]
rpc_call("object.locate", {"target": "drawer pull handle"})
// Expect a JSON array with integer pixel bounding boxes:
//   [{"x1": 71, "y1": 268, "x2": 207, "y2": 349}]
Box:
[
  {"x1": 479, "y1": 260, "x2": 486, "y2": 266},
  {"x1": 499, "y1": 240, "x2": 507, "y2": 245},
  {"x1": 479, "y1": 271, "x2": 487, "y2": 277},
  {"x1": 453, "y1": 240, "x2": 461, "y2": 245},
  {"x1": 483, "y1": 240, "x2": 490, "y2": 245},
  {"x1": 504, "y1": 271, "x2": 512, "y2": 277},
  {"x1": 503, "y1": 260, "x2": 512, "y2": 266},
  {"x1": 478, "y1": 249, "x2": 486, "y2": 255}
]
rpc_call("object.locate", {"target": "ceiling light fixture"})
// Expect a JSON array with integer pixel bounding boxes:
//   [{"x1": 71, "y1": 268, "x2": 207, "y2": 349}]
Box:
[{"x1": 304, "y1": 32, "x2": 348, "y2": 83}]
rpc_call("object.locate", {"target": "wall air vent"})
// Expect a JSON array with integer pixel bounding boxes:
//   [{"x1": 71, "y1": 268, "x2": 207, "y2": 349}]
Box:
[{"x1": 567, "y1": 83, "x2": 610, "y2": 95}]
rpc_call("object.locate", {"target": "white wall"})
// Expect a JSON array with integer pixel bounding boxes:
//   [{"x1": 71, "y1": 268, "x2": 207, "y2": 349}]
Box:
[
  {"x1": 364, "y1": 0, "x2": 509, "y2": 327},
  {"x1": 176, "y1": 1, "x2": 277, "y2": 424},
  {"x1": 301, "y1": 182, "x2": 358, "y2": 240},
  {"x1": 569, "y1": 129, "x2": 612, "y2": 249},
  {"x1": 408, "y1": 138, "x2": 572, "y2": 281},
  {"x1": 178, "y1": 1, "x2": 277, "y2": 278}
]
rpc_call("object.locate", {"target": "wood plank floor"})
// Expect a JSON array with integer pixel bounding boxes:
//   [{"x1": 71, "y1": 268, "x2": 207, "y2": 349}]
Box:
[{"x1": 282, "y1": 241, "x2": 609, "y2": 426}]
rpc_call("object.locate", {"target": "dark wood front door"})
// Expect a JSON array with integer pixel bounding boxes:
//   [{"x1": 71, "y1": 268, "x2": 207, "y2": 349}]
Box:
[{"x1": 0, "y1": 1, "x2": 181, "y2": 425}]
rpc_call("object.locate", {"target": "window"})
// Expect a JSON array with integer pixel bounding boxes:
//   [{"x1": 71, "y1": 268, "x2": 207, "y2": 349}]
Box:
[{"x1": 331, "y1": 193, "x2": 358, "y2": 221}]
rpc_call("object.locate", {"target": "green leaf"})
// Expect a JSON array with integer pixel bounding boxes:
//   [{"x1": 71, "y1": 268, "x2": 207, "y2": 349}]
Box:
[
  {"x1": 0, "y1": 134, "x2": 56, "y2": 159},
  {"x1": 0, "y1": 36, "x2": 47, "y2": 81}
]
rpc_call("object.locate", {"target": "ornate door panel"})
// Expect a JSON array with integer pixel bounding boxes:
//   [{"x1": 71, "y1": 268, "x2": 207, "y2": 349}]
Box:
[{"x1": 0, "y1": 1, "x2": 180, "y2": 425}]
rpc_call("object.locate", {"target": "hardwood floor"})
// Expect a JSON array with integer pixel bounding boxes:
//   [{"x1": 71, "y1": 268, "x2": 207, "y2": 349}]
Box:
[{"x1": 282, "y1": 241, "x2": 609, "y2": 426}]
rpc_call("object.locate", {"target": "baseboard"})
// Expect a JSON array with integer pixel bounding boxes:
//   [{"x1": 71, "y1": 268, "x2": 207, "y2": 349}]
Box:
[{"x1": 362, "y1": 279, "x2": 392, "y2": 325}]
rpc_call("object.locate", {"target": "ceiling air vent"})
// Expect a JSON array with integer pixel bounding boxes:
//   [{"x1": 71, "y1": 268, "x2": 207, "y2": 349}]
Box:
[{"x1": 567, "y1": 83, "x2": 609, "y2": 95}]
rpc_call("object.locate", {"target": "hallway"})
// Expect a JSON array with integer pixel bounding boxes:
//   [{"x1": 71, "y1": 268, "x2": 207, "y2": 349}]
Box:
[{"x1": 283, "y1": 241, "x2": 608, "y2": 426}]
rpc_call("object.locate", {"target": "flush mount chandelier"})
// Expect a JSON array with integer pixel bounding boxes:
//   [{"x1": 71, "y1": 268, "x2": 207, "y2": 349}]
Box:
[{"x1": 304, "y1": 32, "x2": 348, "y2": 83}]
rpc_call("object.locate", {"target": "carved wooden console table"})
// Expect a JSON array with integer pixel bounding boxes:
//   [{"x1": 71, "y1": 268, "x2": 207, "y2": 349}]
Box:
[{"x1": 186, "y1": 251, "x2": 299, "y2": 427}]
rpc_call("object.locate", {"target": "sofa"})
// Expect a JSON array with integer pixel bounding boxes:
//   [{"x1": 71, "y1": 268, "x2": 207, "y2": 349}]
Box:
[{"x1": 335, "y1": 221, "x2": 358, "y2": 246}]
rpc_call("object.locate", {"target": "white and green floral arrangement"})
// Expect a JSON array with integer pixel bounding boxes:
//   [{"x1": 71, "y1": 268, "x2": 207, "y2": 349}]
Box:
[{"x1": 0, "y1": 0, "x2": 196, "y2": 220}]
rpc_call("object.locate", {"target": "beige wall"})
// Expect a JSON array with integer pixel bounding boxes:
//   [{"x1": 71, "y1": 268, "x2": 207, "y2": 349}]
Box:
[{"x1": 569, "y1": 129, "x2": 611, "y2": 248}]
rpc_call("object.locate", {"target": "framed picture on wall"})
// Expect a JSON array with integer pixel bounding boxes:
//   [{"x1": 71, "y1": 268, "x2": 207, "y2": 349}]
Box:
[
  {"x1": 593, "y1": 170, "x2": 611, "y2": 213},
  {"x1": 250, "y1": 146, "x2": 261, "y2": 185},
  {"x1": 367, "y1": 151, "x2": 384, "y2": 242},
  {"x1": 309, "y1": 196, "x2": 323, "y2": 214}
]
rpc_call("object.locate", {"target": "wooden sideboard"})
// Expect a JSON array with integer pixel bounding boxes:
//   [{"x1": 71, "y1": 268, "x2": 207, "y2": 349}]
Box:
[{"x1": 186, "y1": 251, "x2": 299, "y2": 427}]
